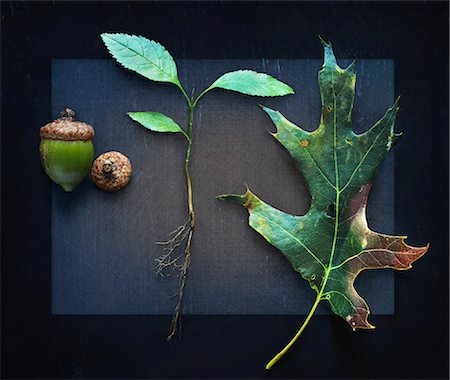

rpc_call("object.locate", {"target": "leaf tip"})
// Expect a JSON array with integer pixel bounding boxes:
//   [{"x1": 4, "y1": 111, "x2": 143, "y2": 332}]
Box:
[
  {"x1": 352, "y1": 318, "x2": 376, "y2": 331},
  {"x1": 127, "y1": 112, "x2": 138, "y2": 121},
  {"x1": 270, "y1": 131, "x2": 279, "y2": 140},
  {"x1": 216, "y1": 192, "x2": 247, "y2": 206},
  {"x1": 217, "y1": 187, "x2": 259, "y2": 210},
  {"x1": 261, "y1": 104, "x2": 277, "y2": 117},
  {"x1": 260, "y1": 106, "x2": 284, "y2": 135},
  {"x1": 284, "y1": 85, "x2": 295, "y2": 95},
  {"x1": 360, "y1": 323, "x2": 376, "y2": 331},
  {"x1": 416, "y1": 241, "x2": 431, "y2": 256},
  {"x1": 416, "y1": 242, "x2": 431, "y2": 257},
  {"x1": 394, "y1": 131, "x2": 404, "y2": 139},
  {"x1": 318, "y1": 34, "x2": 331, "y2": 47},
  {"x1": 346, "y1": 59, "x2": 357, "y2": 73},
  {"x1": 320, "y1": 37, "x2": 338, "y2": 68},
  {"x1": 100, "y1": 32, "x2": 118, "y2": 45}
]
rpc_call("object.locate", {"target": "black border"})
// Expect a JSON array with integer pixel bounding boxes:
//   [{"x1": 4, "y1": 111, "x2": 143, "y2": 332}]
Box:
[{"x1": 1, "y1": 1, "x2": 449, "y2": 379}]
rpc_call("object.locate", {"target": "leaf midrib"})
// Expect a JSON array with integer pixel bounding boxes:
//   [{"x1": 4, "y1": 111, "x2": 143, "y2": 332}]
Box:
[
  {"x1": 304, "y1": 73, "x2": 392, "y2": 303},
  {"x1": 317, "y1": 67, "x2": 341, "y2": 304}
]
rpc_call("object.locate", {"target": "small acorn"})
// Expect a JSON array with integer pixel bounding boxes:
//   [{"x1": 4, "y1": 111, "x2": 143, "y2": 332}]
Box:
[
  {"x1": 40, "y1": 108, "x2": 95, "y2": 192},
  {"x1": 91, "y1": 151, "x2": 132, "y2": 192}
]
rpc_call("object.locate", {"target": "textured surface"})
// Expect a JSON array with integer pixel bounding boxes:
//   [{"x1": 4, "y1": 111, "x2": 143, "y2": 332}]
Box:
[
  {"x1": 40, "y1": 117, "x2": 94, "y2": 141},
  {"x1": 91, "y1": 151, "x2": 132, "y2": 192},
  {"x1": 52, "y1": 58, "x2": 395, "y2": 315}
]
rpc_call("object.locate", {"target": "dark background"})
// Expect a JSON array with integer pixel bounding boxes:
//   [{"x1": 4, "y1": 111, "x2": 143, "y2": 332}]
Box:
[{"x1": 1, "y1": 1, "x2": 448, "y2": 379}]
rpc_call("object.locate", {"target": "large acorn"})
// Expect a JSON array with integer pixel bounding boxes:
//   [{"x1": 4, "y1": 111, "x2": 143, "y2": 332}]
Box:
[{"x1": 39, "y1": 108, "x2": 94, "y2": 192}]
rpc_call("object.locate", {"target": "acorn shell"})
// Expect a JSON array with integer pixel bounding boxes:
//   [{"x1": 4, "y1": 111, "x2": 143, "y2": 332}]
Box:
[{"x1": 91, "y1": 151, "x2": 132, "y2": 192}]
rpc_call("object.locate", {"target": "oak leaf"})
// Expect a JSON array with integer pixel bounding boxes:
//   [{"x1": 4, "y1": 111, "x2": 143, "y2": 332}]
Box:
[{"x1": 219, "y1": 39, "x2": 429, "y2": 368}]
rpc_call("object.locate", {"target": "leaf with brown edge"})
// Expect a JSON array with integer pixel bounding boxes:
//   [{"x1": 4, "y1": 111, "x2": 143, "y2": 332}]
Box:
[{"x1": 218, "y1": 38, "x2": 429, "y2": 368}]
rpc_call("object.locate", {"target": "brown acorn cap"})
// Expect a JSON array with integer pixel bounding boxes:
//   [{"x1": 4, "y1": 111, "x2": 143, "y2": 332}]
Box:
[
  {"x1": 40, "y1": 108, "x2": 95, "y2": 141},
  {"x1": 91, "y1": 151, "x2": 132, "y2": 192}
]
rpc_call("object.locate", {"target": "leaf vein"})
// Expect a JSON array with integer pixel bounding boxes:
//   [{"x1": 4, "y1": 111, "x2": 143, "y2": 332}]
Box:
[{"x1": 251, "y1": 210, "x2": 327, "y2": 270}]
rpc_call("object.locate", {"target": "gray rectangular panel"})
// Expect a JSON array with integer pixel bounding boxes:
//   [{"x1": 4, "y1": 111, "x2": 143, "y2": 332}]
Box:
[{"x1": 52, "y1": 58, "x2": 394, "y2": 315}]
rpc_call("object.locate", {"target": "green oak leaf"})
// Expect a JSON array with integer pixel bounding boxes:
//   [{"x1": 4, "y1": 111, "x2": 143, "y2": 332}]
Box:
[
  {"x1": 208, "y1": 70, "x2": 294, "y2": 97},
  {"x1": 101, "y1": 33, "x2": 180, "y2": 86},
  {"x1": 128, "y1": 111, "x2": 189, "y2": 140},
  {"x1": 219, "y1": 39, "x2": 429, "y2": 363}
]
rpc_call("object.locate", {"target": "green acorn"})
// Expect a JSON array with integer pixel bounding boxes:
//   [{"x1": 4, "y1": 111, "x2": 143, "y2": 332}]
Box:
[{"x1": 39, "y1": 108, "x2": 94, "y2": 192}]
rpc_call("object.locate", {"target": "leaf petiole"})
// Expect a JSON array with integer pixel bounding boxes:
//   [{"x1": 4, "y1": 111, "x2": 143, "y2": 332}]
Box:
[
  {"x1": 176, "y1": 81, "x2": 193, "y2": 108},
  {"x1": 266, "y1": 294, "x2": 322, "y2": 370},
  {"x1": 192, "y1": 86, "x2": 213, "y2": 108},
  {"x1": 180, "y1": 129, "x2": 191, "y2": 142}
]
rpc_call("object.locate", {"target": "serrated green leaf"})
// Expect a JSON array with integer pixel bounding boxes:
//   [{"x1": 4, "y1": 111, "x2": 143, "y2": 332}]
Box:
[
  {"x1": 101, "y1": 33, "x2": 180, "y2": 85},
  {"x1": 209, "y1": 70, "x2": 294, "y2": 97},
  {"x1": 128, "y1": 111, "x2": 188, "y2": 139},
  {"x1": 220, "y1": 40, "x2": 429, "y2": 348}
]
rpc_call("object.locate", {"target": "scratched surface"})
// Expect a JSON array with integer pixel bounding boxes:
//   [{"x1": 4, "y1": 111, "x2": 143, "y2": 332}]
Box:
[{"x1": 52, "y1": 59, "x2": 395, "y2": 315}]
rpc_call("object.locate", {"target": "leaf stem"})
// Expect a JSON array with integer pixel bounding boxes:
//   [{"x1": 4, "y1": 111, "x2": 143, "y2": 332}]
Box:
[
  {"x1": 180, "y1": 129, "x2": 191, "y2": 142},
  {"x1": 267, "y1": 83, "x2": 342, "y2": 369},
  {"x1": 192, "y1": 86, "x2": 213, "y2": 108},
  {"x1": 177, "y1": 82, "x2": 193, "y2": 108},
  {"x1": 167, "y1": 102, "x2": 196, "y2": 340},
  {"x1": 185, "y1": 105, "x2": 195, "y2": 225},
  {"x1": 167, "y1": 82, "x2": 214, "y2": 338},
  {"x1": 266, "y1": 293, "x2": 322, "y2": 370}
]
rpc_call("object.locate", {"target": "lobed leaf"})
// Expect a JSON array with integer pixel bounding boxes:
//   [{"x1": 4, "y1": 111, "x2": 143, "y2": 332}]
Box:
[{"x1": 220, "y1": 39, "x2": 429, "y2": 331}]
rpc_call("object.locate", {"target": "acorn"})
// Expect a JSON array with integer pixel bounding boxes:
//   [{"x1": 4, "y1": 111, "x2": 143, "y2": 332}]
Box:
[
  {"x1": 91, "y1": 151, "x2": 132, "y2": 192},
  {"x1": 39, "y1": 108, "x2": 95, "y2": 192}
]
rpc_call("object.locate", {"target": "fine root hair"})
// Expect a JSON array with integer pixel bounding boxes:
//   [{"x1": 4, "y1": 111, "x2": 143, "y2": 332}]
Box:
[{"x1": 155, "y1": 217, "x2": 194, "y2": 341}]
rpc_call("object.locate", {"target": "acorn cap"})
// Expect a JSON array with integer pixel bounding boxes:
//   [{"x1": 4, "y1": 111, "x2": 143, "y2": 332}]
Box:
[
  {"x1": 40, "y1": 108, "x2": 95, "y2": 141},
  {"x1": 91, "y1": 151, "x2": 132, "y2": 192}
]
